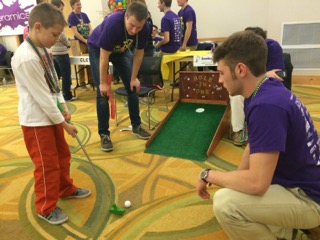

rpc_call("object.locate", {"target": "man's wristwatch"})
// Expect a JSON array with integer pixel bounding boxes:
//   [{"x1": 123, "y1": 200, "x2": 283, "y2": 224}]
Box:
[{"x1": 200, "y1": 168, "x2": 211, "y2": 184}]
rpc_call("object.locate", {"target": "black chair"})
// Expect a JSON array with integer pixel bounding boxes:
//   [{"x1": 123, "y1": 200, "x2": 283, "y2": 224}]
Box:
[
  {"x1": 0, "y1": 51, "x2": 14, "y2": 80},
  {"x1": 282, "y1": 53, "x2": 293, "y2": 90},
  {"x1": 114, "y1": 56, "x2": 169, "y2": 130}
]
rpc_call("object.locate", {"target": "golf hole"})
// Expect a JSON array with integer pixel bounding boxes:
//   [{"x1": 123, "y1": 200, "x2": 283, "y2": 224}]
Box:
[{"x1": 195, "y1": 108, "x2": 205, "y2": 113}]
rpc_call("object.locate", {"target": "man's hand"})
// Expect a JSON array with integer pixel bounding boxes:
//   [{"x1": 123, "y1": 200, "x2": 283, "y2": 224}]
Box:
[
  {"x1": 266, "y1": 69, "x2": 284, "y2": 81},
  {"x1": 100, "y1": 82, "x2": 110, "y2": 97},
  {"x1": 196, "y1": 177, "x2": 211, "y2": 199},
  {"x1": 130, "y1": 78, "x2": 141, "y2": 93}
]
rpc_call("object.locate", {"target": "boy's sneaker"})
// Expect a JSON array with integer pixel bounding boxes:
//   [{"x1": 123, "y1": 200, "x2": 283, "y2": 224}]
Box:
[
  {"x1": 37, "y1": 207, "x2": 68, "y2": 225},
  {"x1": 65, "y1": 96, "x2": 78, "y2": 102},
  {"x1": 101, "y1": 134, "x2": 113, "y2": 152},
  {"x1": 132, "y1": 125, "x2": 151, "y2": 140},
  {"x1": 65, "y1": 188, "x2": 91, "y2": 199}
]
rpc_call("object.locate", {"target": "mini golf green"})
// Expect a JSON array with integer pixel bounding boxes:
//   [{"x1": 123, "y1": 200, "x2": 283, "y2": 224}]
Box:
[{"x1": 145, "y1": 102, "x2": 227, "y2": 162}]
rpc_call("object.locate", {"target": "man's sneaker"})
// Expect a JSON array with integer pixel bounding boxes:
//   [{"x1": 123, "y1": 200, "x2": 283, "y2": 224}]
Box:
[
  {"x1": 65, "y1": 188, "x2": 91, "y2": 199},
  {"x1": 132, "y1": 125, "x2": 151, "y2": 140},
  {"x1": 37, "y1": 207, "x2": 68, "y2": 225},
  {"x1": 65, "y1": 96, "x2": 78, "y2": 102},
  {"x1": 81, "y1": 85, "x2": 88, "y2": 91},
  {"x1": 230, "y1": 130, "x2": 245, "y2": 146},
  {"x1": 101, "y1": 134, "x2": 113, "y2": 152}
]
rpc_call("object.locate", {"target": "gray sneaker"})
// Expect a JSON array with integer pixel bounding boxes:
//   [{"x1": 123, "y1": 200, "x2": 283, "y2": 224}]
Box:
[
  {"x1": 37, "y1": 207, "x2": 68, "y2": 225},
  {"x1": 65, "y1": 188, "x2": 91, "y2": 199},
  {"x1": 101, "y1": 134, "x2": 113, "y2": 152},
  {"x1": 132, "y1": 125, "x2": 151, "y2": 140}
]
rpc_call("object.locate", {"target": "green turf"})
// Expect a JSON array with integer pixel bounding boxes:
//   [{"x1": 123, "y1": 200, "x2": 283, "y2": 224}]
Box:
[{"x1": 145, "y1": 102, "x2": 227, "y2": 162}]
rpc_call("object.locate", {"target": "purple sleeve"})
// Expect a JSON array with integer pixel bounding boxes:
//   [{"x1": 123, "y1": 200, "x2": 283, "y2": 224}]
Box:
[
  {"x1": 248, "y1": 104, "x2": 287, "y2": 153},
  {"x1": 81, "y1": 12, "x2": 91, "y2": 24},
  {"x1": 68, "y1": 13, "x2": 77, "y2": 27}
]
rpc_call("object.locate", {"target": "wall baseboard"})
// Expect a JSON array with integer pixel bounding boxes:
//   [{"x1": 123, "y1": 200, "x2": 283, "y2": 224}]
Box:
[{"x1": 293, "y1": 75, "x2": 320, "y2": 85}]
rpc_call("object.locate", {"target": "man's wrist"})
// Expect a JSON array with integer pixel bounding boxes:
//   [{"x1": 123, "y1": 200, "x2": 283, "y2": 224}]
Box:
[{"x1": 200, "y1": 168, "x2": 211, "y2": 183}]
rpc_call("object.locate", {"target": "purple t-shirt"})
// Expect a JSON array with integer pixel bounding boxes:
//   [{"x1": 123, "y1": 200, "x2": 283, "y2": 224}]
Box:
[
  {"x1": 266, "y1": 38, "x2": 285, "y2": 71},
  {"x1": 244, "y1": 78, "x2": 320, "y2": 203},
  {"x1": 87, "y1": 11, "x2": 148, "y2": 53},
  {"x1": 68, "y1": 12, "x2": 91, "y2": 43},
  {"x1": 178, "y1": 5, "x2": 198, "y2": 47},
  {"x1": 160, "y1": 11, "x2": 181, "y2": 53}
]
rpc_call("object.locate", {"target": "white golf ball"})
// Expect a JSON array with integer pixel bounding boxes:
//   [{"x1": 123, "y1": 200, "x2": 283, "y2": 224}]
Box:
[
  {"x1": 124, "y1": 200, "x2": 131, "y2": 208},
  {"x1": 195, "y1": 108, "x2": 205, "y2": 113}
]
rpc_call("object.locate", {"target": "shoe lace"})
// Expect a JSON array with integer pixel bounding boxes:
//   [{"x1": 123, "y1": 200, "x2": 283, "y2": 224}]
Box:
[
  {"x1": 48, "y1": 207, "x2": 61, "y2": 218},
  {"x1": 102, "y1": 135, "x2": 110, "y2": 143}
]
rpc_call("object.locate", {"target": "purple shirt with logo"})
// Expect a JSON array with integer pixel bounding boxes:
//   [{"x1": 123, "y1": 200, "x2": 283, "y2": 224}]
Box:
[
  {"x1": 68, "y1": 12, "x2": 91, "y2": 43},
  {"x1": 245, "y1": 78, "x2": 320, "y2": 203},
  {"x1": 87, "y1": 11, "x2": 148, "y2": 53},
  {"x1": 160, "y1": 10, "x2": 181, "y2": 53},
  {"x1": 178, "y1": 5, "x2": 198, "y2": 47}
]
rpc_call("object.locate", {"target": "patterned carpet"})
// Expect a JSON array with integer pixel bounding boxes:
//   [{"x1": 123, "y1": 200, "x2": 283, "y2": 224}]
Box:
[{"x1": 0, "y1": 80, "x2": 319, "y2": 240}]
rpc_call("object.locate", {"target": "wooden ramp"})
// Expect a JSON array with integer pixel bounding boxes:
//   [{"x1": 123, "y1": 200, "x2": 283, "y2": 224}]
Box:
[{"x1": 145, "y1": 71, "x2": 230, "y2": 161}]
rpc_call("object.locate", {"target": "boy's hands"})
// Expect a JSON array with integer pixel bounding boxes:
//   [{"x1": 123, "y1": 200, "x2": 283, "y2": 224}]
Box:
[{"x1": 62, "y1": 121, "x2": 78, "y2": 137}]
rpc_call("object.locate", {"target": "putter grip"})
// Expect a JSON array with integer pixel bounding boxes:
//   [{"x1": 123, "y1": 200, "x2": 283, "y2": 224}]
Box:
[{"x1": 57, "y1": 100, "x2": 71, "y2": 123}]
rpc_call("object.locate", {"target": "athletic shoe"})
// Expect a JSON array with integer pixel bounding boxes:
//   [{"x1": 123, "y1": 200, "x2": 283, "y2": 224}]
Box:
[
  {"x1": 81, "y1": 85, "x2": 88, "y2": 91},
  {"x1": 132, "y1": 125, "x2": 151, "y2": 140},
  {"x1": 65, "y1": 188, "x2": 91, "y2": 199},
  {"x1": 37, "y1": 207, "x2": 68, "y2": 225},
  {"x1": 101, "y1": 134, "x2": 113, "y2": 152},
  {"x1": 65, "y1": 96, "x2": 78, "y2": 102},
  {"x1": 230, "y1": 130, "x2": 245, "y2": 146},
  {"x1": 70, "y1": 84, "x2": 76, "y2": 90}
]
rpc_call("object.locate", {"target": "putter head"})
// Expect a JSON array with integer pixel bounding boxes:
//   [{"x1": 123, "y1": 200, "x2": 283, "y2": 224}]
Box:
[{"x1": 109, "y1": 204, "x2": 126, "y2": 215}]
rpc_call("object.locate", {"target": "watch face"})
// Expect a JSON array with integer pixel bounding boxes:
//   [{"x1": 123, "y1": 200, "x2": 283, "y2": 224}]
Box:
[{"x1": 201, "y1": 170, "x2": 208, "y2": 179}]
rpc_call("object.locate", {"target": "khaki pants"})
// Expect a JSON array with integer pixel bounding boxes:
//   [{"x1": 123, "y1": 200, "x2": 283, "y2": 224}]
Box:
[
  {"x1": 214, "y1": 184, "x2": 320, "y2": 240},
  {"x1": 79, "y1": 43, "x2": 93, "y2": 86}
]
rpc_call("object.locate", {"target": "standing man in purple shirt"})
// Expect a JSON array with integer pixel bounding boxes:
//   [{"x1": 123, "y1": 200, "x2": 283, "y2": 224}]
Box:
[
  {"x1": 197, "y1": 31, "x2": 320, "y2": 240},
  {"x1": 68, "y1": 0, "x2": 93, "y2": 90},
  {"x1": 177, "y1": 0, "x2": 197, "y2": 51},
  {"x1": 230, "y1": 26, "x2": 287, "y2": 147},
  {"x1": 155, "y1": 0, "x2": 181, "y2": 55},
  {"x1": 87, "y1": 2, "x2": 151, "y2": 152}
]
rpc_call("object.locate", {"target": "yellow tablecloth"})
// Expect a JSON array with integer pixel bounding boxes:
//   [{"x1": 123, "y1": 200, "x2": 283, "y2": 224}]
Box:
[{"x1": 161, "y1": 50, "x2": 211, "y2": 80}]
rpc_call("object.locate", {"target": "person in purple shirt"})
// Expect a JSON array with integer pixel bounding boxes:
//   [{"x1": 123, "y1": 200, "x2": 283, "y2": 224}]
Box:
[
  {"x1": 230, "y1": 27, "x2": 287, "y2": 147},
  {"x1": 87, "y1": 2, "x2": 151, "y2": 152},
  {"x1": 68, "y1": 0, "x2": 93, "y2": 90},
  {"x1": 154, "y1": 0, "x2": 181, "y2": 55},
  {"x1": 197, "y1": 31, "x2": 320, "y2": 240},
  {"x1": 177, "y1": 0, "x2": 197, "y2": 51}
]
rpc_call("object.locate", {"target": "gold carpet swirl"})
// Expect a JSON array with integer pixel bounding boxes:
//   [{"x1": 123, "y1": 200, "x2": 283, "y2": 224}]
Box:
[{"x1": 0, "y1": 81, "x2": 319, "y2": 240}]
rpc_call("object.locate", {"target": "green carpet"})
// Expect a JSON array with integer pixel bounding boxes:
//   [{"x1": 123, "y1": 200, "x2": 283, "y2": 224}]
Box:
[{"x1": 145, "y1": 102, "x2": 227, "y2": 161}]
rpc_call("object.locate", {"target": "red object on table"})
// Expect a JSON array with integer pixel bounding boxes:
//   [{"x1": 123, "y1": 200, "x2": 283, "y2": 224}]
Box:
[{"x1": 107, "y1": 74, "x2": 116, "y2": 119}]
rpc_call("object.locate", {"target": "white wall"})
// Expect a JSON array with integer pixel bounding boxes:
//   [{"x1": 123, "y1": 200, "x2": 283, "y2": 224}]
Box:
[{"x1": 1, "y1": 0, "x2": 319, "y2": 75}]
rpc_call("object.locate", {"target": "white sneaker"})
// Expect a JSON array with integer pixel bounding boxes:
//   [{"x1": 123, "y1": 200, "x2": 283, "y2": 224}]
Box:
[{"x1": 70, "y1": 84, "x2": 76, "y2": 90}]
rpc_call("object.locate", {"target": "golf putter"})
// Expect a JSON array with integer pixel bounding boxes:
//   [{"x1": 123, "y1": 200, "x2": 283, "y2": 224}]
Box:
[{"x1": 57, "y1": 100, "x2": 125, "y2": 215}]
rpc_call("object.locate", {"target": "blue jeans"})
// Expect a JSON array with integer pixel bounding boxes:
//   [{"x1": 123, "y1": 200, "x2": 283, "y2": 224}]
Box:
[
  {"x1": 53, "y1": 54, "x2": 73, "y2": 100},
  {"x1": 88, "y1": 46, "x2": 141, "y2": 136}
]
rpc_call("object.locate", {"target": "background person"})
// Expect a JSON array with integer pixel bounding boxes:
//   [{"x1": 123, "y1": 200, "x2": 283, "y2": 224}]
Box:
[
  {"x1": 68, "y1": 0, "x2": 93, "y2": 91},
  {"x1": 11, "y1": 3, "x2": 91, "y2": 225},
  {"x1": 197, "y1": 31, "x2": 320, "y2": 240},
  {"x1": 87, "y1": 2, "x2": 151, "y2": 152},
  {"x1": 154, "y1": 0, "x2": 181, "y2": 56},
  {"x1": 229, "y1": 26, "x2": 287, "y2": 146},
  {"x1": 51, "y1": 0, "x2": 76, "y2": 101}
]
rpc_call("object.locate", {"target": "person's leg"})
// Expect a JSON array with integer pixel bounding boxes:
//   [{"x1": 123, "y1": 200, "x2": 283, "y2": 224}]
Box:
[
  {"x1": 229, "y1": 95, "x2": 245, "y2": 146},
  {"x1": 54, "y1": 54, "x2": 73, "y2": 100},
  {"x1": 88, "y1": 46, "x2": 113, "y2": 151},
  {"x1": 22, "y1": 126, "x2": 64, "y2": 215},
  {"x1": 80, "y1": 43, "x2": 93, "y2": 85},
  {"x1": 111, "y1": 51, "x2": 140, "y2": 128},
  {"x1": 214, "y1": 185, "x2": 320, "y2": 240}
]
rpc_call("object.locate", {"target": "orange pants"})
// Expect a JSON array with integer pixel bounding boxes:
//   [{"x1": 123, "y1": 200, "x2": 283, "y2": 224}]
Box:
[{"x1": 22, "y1": 125, "x2": 77, "y2": 215}]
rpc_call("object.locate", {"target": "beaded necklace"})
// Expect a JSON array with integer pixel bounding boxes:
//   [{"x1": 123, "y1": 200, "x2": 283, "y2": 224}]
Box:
[
  {"x1": 26, "y1": 36, "x2": 60, "y2": 93},
  {"x1": 240, "y1": 76, "x2": 268, "y2": 143}
]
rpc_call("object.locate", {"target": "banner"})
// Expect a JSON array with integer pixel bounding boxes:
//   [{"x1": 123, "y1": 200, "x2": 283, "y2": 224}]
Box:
[{"x1": 0, "y1": 0, "x2": 37, "y2": 36}]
